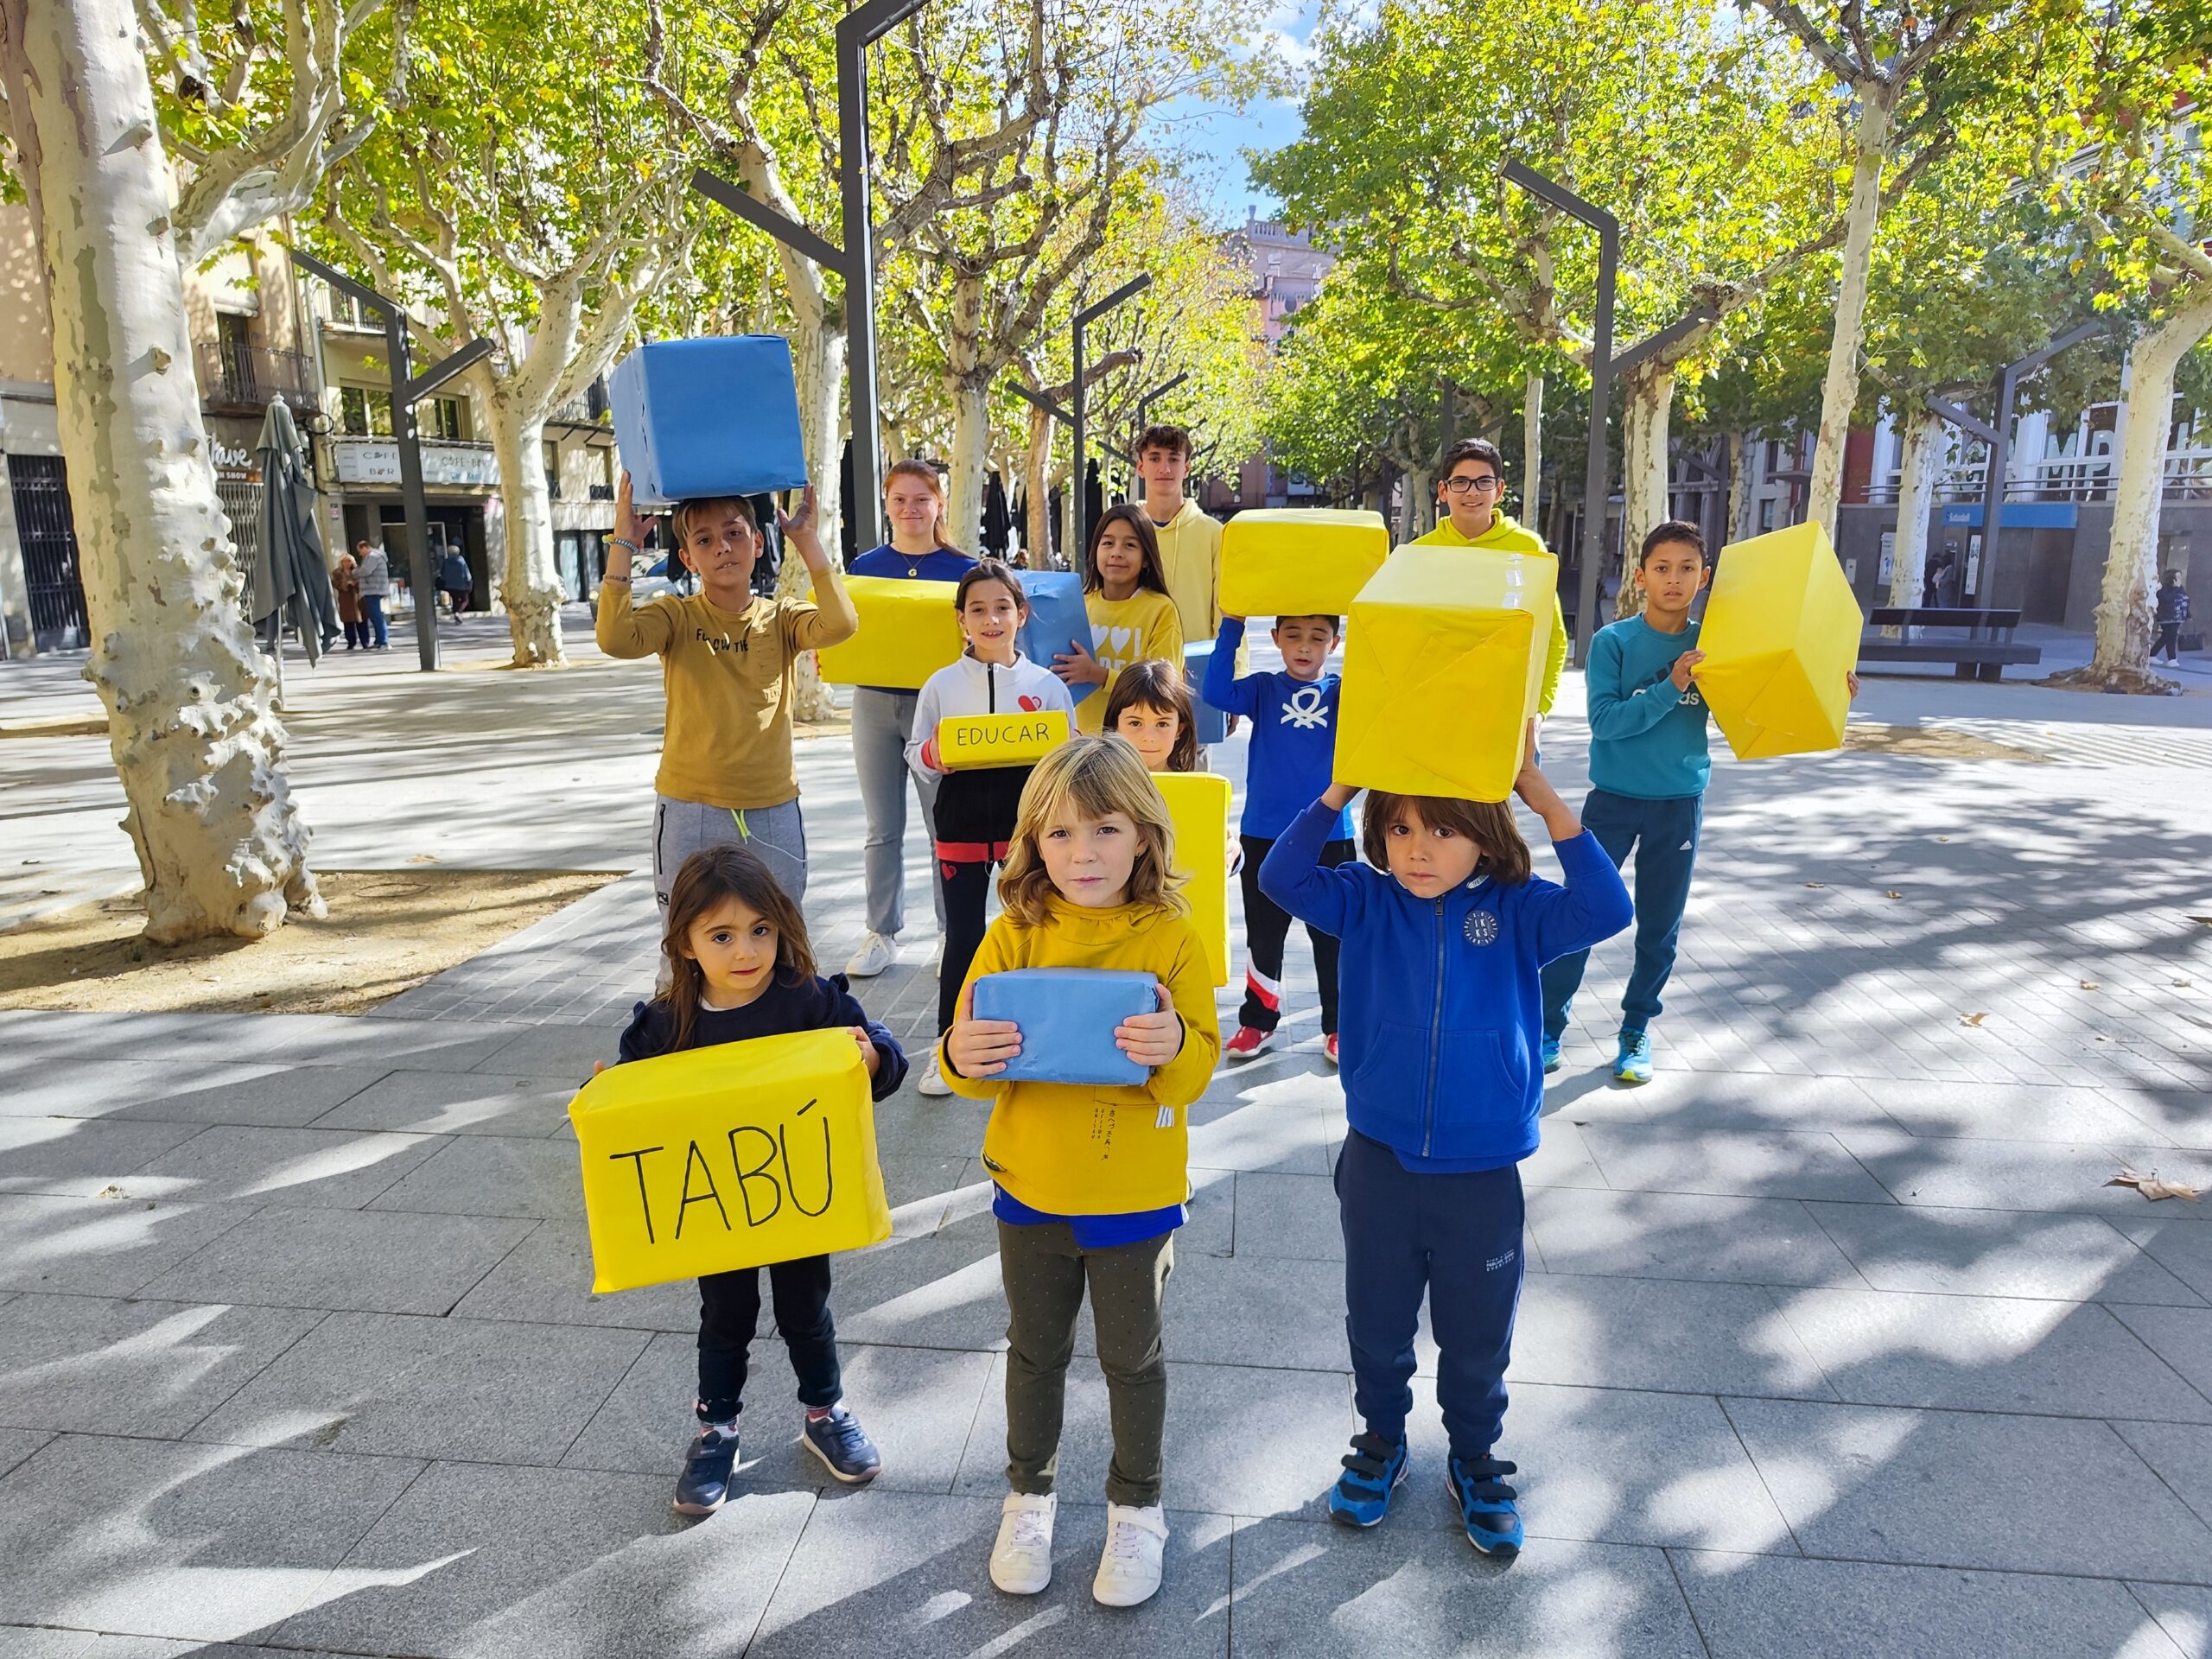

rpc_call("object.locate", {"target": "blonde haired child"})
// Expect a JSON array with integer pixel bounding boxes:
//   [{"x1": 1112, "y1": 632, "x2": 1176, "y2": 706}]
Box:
[{"x1": 940, "y1": 736, "x2": 1220, "y2": 1608}]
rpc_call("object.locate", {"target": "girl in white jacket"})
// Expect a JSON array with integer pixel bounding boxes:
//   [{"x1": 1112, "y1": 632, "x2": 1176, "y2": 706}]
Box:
[{"x1": 906, "y1": 561, "x2": 1077, "y2": 1093}]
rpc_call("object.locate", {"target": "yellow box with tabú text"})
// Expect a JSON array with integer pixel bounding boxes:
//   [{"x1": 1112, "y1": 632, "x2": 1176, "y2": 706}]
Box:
[
  {"x1": 1694, "y1": 522, "x2": 1862, "y2": 761},
  {"x1": 566, "y1": 1028, "x2": 892, "y2": 1294},
  {"x1": 936, "y1": 709, "x2": 1071, "y2": 771},
  {"x1": 813, "y1": 575, "x2": 964, "y2": 690},
  {"x1": 1220, "y1": 508, "x2": 1391, "y2": 619},
  {"x1": 1154, "y1": 771, "x2": 1231, "y2": 987},
  {"x1": 1333, "y1": 543, "x2": 1558, "y2": 804}
]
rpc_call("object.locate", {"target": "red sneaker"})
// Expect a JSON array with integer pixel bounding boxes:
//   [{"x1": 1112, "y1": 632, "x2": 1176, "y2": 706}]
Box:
[
  {"x1": 1324, "y1": 1033, "x2": 1339, "y2": 1067},
  {"x1": 1224, "y1": 1026, "x2": 1275, "y2": 1060}
]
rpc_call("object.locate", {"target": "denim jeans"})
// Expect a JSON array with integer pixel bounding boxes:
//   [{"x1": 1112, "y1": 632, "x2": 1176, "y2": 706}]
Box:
[
  {"x1": 851, "y1": 687, "x2": 943, "y2": 938},
  {"x1": 1540, "y1": 787, "x2": 1702, "y2": 1037},
  {"x1": 361, "y1": 594, "x2": 388, "y2": 648}
]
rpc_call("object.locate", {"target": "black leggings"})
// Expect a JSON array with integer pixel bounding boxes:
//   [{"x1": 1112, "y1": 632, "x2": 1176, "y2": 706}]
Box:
[
  {"x1": 696, "y1": 1254, "x2": 840, "y2": 1422},
  {"x1": 938, "y1": 854, "x2": 996, "y2": 1033},
  {"x1": 1238, "y1": 833, "x2": 1357, "y2": 1034},
  {"x1": 932, "y1": 765, "x2": 1029, "y2": 1034}
]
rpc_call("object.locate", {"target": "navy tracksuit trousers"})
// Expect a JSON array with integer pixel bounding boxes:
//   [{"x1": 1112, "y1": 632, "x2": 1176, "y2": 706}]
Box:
[{"x1": 1336, "y1": 1128, "x2": 1526, "y2": 1458}]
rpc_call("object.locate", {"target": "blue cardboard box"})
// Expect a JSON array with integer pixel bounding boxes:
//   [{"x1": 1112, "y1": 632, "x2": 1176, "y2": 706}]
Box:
[
  {"x1": 1184, "y1": 640, "x2": 1228, "y2": 746},
  {"x1": 1016, "y1": 571, "x2": 1096, "y2": 704},
  {"x1": 610, "y1": 337, "x2": 810, "y2": 505},
  {"x1": 969, "y1": 968, "x2": 1157, "y2": 1085}
]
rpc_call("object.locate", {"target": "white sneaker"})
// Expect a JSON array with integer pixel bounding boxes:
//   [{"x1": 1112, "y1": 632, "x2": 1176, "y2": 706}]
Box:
[
  {"x1": 1093, "y1": 1503, "x2": 1168, "y2": 1606},
  {"x1": 845, "y1": 931, "x2": 899, "y2": 978},
  {"x1": 917, "y1": 1052, "x2": 954, "y2": 1096},
  {"x1": 989, "y1": 1491, "x2": 1056, "y2": 1595}
]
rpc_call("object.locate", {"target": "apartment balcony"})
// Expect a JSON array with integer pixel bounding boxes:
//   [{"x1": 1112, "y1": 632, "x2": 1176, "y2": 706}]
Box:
[{"x1": 196, "y1": 340, "x2": 317, "y2": 413}]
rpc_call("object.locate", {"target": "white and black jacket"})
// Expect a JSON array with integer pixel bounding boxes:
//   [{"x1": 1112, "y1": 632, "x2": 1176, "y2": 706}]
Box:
[{"x1": 905, "y1": 652, "x2": 1076, "y2": 849}]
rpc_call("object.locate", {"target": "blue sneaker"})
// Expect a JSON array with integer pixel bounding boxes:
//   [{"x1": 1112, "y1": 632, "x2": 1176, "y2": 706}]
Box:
[
  {"x1": 1448, "y1": 1452, "x2": 1523, "y2": 1558},
  {"x1": 801, "y1": 1406, "x2": 882, "y2": 1484},
  {"x1": 1327, "y1": 1431, "x2": 1408, "y2": 1528},
  {"x1": 673, "y1": 1424, "x2": 739, "y2": 1515},
  {"x1": 1613, "y1": 1029, "x2": 1653, "y2": 1085},
  {"x1": 1540, "y1": 1035, "x2": 1562, "y2": 1075}
]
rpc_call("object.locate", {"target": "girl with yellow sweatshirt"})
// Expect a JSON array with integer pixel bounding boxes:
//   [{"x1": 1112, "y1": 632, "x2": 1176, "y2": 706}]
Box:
[
  {"x1": 940, "y1": 736, "x2": 1220, "y2": 1610},
  {"x1": 1052, "y1": 505, "x2": 1184, "y2": 734}
]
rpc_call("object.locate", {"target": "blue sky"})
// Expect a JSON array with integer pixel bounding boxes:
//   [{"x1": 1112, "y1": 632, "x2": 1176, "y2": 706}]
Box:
[{"x1": 1157, "y1": 0, "x2": 1324, "y2": 227}]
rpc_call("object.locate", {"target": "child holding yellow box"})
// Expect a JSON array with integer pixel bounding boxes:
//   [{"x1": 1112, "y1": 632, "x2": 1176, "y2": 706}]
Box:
[{"x1": 1053, "y1": 505, "x2": 1184, "y2": 734}]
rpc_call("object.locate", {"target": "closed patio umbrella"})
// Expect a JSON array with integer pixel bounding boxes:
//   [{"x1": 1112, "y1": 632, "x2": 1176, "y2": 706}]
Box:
[{"x1": 250, "y1": 400, "x2": 338, "y2": 684}]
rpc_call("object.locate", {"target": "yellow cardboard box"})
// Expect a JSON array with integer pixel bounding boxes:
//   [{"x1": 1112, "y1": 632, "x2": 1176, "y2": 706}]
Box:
[
  {"x1": 1220, "y1": 508, "x2": 1391, "y2": 619},
  {"x1": 814, "y1": 576, "x2": 964, "y2": 689},
  {"x1": 1696, "y1": 522, "x2": 1862, "y2": 760},
  {"x1": 1334, "y1": 543, "x2": 1558, "y2": 802},
  {"x1": 938, "y1": 710, "x2": 1071, "y2": 771},
  {"x1": 568, "y1": 1027, "x2": 892, "y2": 1293},
  {"x1": 1152, "y1": 772, "x2": 1231, "y2": 986}
]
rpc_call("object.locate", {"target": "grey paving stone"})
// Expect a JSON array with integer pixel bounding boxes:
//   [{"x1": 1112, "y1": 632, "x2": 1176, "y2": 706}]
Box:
[
  {"x1": 2107, "y1": 1085, "x2": 2212, "y2": 1152},
  {"x1": 1862, "y1": 1076, "x2": 2187, "y2": 1146},
  {"x1": 2132, "y1": 1582, "x2": 2212, "y2": 1659},
  {"x1": 0, "y1": 1059, "x2": 386, "y2": 1128},
  {"x1": 0, "y1": 1011, "x2": 207, "y2": 1069},
  {"x1": 0, "y1": 1433, "x2": 421, "y2": 1643},
  {"x1": 1230, "y1": 1170, "x2": 1341, "y2": 1261},
  {"x1": 868, "y1": 1090, "x2": 989, "y2": 1160},
  {"x1": 562, "y1": 1331, "x2": 993, "y2": 1495},
  {"x1": 1520, "y1": 1118, "x2": 1611, "y2": 1188},
  {"x1": 1724, "y1": 1395, "x2": 2212, "y2": 1581},
  {"x1": 273, "y1": 1459, "x2": 814, "y2": 1659},
  {"x1": 122, "y1": 1123, "x2": 441, "y2": 1210},
  {"x1": 1580, "y1": 1124, "x2": 1896, "y2": 1204},
  {"x1": 2110, "y1": 1421, "x2": 2212, "y2": 1532},
  {"x1": 187, "y1": 1310, "x2": 646, "y2": 1462},
  {"x1": 0, "y1": 1193, "x2": 260, "y2": 1297},
  {"x1": 2110, "y1": 1305, "x2": 2212, "y2": 1401},
  {"x1": 450, "y1": 1218, "x2": 697, "y2": 1332},
  {"x1": 137, "y1": 1206, "x2": 538, "y2": 1315},
  {"x1": 1508, "y1": 1274, "x2": 1834, "y2": 1400},
  {"x1": 1179, "y1": 1169, "x2": 1236, "y2": 1257},
  {"x1": 0, "y1": 1294, "x2": 324, "y2": 1436},
  {"x1": 1835, "y1": 1128, "x2": 2212, "y2": 1221},
  {"x1": 1186, "y1": 1099, "x2": 1334, "y2": 1176},
  {"x1": 365, "y1": 1134, "x2": 584, "y2": 1218},
  {"x1": 835, "y1": 1211, "x2": 1012, "y2": 1353},
  {"x1": 956, "y1": 1355, "x2": 1351, "y2": 1518},
  {"x1": 0, "y1": 1427, "x2": 53, "y2": 1478},
  {"x1": 1227, "y1": 1520, "x2": 1707, "y2": 1658},
  {"x1": 218, "y1": 1014, "x2": 531, "y2": 1073},
  {"x1": 1527, "y1": 1188, "x2": 1860, "y2": 1288},
  {"x1": 469, "y1": 1022, "x2": 624, "y2": 1077},
  {"x1": 748, "y1": 1489, "x2": 1231, "y2": 1658},
  {"x1": 1547, "y1": 1069, "x2": 1893, "y2": 1134},
  {"x1": 0, "y1": 1629, "x2": 95, "y2": 1659},
  {"x1": 1670, "y1": 1549, "x2": 2191, "y2": 1659},
  {"x1": 2120, "y1": 1216, "x2": 2212, "y2": 1301},
  {"x1": 1154, "y1": 1249, "x2": 1346, "y2": 1372},
  {"x1": 1771, "y1": 1286, "x2": 2212, "y2": 1421},
  {"x1": 878, "y1": 1153, "x2": 982, "y2": 1236},
  {"x1": 1801, "y1": 1200, "x2": 2207, "y2": 1306},
  {"x1": 0, "y1": 1117, "x2": 207, "y2": 1198},
  {"x1": 308, "y1": 1069, "x2": 581, "y2": 1138}
]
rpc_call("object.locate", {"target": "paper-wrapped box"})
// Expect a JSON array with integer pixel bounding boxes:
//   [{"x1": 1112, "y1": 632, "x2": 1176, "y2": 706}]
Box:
[
  {"x1": 568, "y1": 1028, "x2": 891, "y2": 1294},
  {"x1": 1154, "y1": 772, "x2": 1230, "y2": 986},
  {"x1": 937, "y1": 710, "x2": 1071, "y2": 771},
  {"x1": 1015, "y1": 570, "x2": 1096, "y2": 703},
  {"x1": 1183, "y1": 641, "x2": 1228, "y2": 746},
  {"x1": 1696, "y1": 522, "x2": 1861, "y2": 760},
  {"x1": 1220, "y1": 508, "x2": 1390, "y2": 619},
  {"x1": 970, "y1": 969, "x2": 1158, "y2": 1086},
  {"x1": 1333, "y1": 543, "x2": 1558, "y2": 802},
  {"x1": 609, "y1": 337, "x2": 809, "y2": 505},
  {"x1": 814, "y1": 575, "x2": 965, "y2": 689}
]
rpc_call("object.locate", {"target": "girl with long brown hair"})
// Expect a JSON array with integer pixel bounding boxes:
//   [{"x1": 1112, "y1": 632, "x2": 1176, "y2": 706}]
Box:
[{"x1": 1050, "y1": 504, "x2": 1182, "y2": 737}]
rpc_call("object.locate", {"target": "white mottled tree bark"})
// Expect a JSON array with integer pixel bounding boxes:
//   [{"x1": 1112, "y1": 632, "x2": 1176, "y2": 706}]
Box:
[
  {"x1": 1885, "y1": 408, "x2": 1946, "y2": 630},
  {"x1": 483, "y1": 398, "x2": 563, "y2": 666},
  {"x1": 0, "y1": 0, "x2": 321, "y2": 940},
  {"x1": 1805, "y1": 93, "x2": 1895, "y2": 537},
  {"x1": 943, "y1": 272, "x2": 990, "y2": 555},
  {"x1": 1617, "y1": 362, "x2": 1678, "y2": 617},
  {"x1": 1521, "y1": 368, "x2": 1544, "y2": 531},
  {"x1": 1725, "y1": 430, "x2": 1753, "y2": 544}
]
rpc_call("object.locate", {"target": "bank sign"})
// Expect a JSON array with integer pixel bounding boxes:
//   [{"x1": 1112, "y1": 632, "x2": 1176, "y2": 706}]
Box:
[{"x1": 332, "y1": 439, "x2": 498, "y2": 489}]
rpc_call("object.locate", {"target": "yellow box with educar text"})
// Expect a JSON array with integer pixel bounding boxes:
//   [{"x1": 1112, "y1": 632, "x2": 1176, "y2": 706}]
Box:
[
  {"x1": 1695, "y1": 522, "x2": 1862, "y2": 761},
  {"x1": 814, "y1": 575, "x2": 964, "y2": 690},
  {"x1": 937, "y1": 710, "x2": 1071, "y2": 771},
  {"x1": 1333, "y1": 543, "x2": 1558, "y2": 804},
  {"x1": 1220, "y1": 508, "x2": 1390, "y2": 619},
  {"x1": 567, "y1": 1028, "x2": 892, "y2": 1294},
  {"x1": 1154, "y1": 771, "x2": 1231, "y2": 987}
]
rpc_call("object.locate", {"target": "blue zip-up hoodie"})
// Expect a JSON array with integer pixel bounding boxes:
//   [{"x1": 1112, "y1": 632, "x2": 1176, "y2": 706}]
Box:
[
  {"x1": 1261, "y1": 798, "x2": 1631, "y2": 1169},
  {"x1": 1201, "y1": 617, "x2": 1354, "y2": 841}
]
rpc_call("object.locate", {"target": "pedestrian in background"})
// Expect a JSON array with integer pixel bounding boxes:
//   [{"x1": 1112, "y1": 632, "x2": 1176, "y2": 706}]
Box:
[
  {"x1": 332, "y1": 548, "x2": 367, "y2": 651},
  {"x1": 353, "y1": 538, "x2": 391, "y2": 651},
  {"x1": 2156, "y1": 569, "x2": 2190, "y2": 664},
  {"x1": 437, "y1": 549, "x2": 473, "y2": 619}
]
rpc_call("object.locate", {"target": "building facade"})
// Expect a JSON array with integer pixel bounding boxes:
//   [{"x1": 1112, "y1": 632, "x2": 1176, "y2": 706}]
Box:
[{"x1": 1198, "y1": 213, "x2": 1334, "y2": 516}]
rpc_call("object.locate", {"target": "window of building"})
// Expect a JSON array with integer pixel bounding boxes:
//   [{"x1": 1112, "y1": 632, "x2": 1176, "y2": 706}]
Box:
[
  {"x1": 420, "y1": 397, "x2": 467, "y2": 442},
  {"x1": 340, "y1": 385, "x2": 394, "y2": 436},
  {"x1": 1758, "y1": 497, "x2": 1776, "y2": 533}
]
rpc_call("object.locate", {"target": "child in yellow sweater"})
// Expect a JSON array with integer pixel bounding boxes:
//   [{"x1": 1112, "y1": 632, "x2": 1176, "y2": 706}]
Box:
[
  {"x1": 1052, "y1": 505, "x2": 1183, "y2": 735},
  {"x1": 941, "y1": 736, "x2": 1220, "y2": 1609}
]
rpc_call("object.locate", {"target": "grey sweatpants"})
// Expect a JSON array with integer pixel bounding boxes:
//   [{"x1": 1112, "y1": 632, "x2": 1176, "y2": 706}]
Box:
[
  {"x1": 652, "y1": 795, "x2": 808, "y2": 910},
  {"x1": 850, "y1": 687, "x2": 944, "y2": 938}
]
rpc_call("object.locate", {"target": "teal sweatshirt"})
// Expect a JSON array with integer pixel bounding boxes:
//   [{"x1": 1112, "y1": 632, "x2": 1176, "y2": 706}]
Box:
[{"x1": 1585, "y1": 614, "x2": 1711, "y2": 800}]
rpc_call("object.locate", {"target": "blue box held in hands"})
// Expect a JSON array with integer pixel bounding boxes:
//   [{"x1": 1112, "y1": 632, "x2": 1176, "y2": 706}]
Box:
[
  {"x1": 969, "y1": 969, "x2": 1158, "y2": 1086},
  {"x1": 1016, "y1": 571, "x2": 1096, "y2": 705},
  {"x1": 1184, "y1": 640, "x2": 1228, "y2": 746},
  {"x1": 610, "y1": 337, "x2": 810, "y2": 506}
]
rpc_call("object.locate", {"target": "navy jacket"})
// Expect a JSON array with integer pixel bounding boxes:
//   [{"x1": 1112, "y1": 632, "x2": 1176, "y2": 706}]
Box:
[
  {"x1": 1261, "y1": 798, "x2": 1631, "y2": 1168},
  {"x1": 618, "y1": 972, "x2": 908, "y2": 1101}
]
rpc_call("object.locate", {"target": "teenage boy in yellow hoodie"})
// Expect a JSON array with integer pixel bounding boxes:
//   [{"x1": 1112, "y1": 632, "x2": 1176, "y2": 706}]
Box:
[
  {"x1": 1411, "y1": 437, "x2": 1570, "y2": 718},
  {"x1": 1136, "y1": 424, "x2": 1223, "y2": 647}
]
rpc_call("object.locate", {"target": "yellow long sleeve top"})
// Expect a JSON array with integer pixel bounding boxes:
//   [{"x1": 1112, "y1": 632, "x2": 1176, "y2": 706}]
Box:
[
  {"x1": 939, "y1": 896, "x2": 1221, "y2": 1216},
  {"x1": 1410, "y1": 512, "x2": 1570, "y2": 715},
  {"x1": 595, "y1": 572, "x2": 858, "y2": 810},
  {"x1": 1076, "y1": 587, "x2": 1185, "y2": 734},
  {"x1": 1149, "y1": 498, "x2": 1224, "y2": 645}
]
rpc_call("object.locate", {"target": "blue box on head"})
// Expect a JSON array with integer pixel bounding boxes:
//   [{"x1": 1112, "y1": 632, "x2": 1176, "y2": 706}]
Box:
[
  {"x1": 1015, "y1": 570, "x2": 1097, "y2": 704},
  {"x1": 1183, "y1": 640, "x2": 1228, "y2": 746},
  {"x1": 610, "y1": 337, "x2": 810, "y2": 506},
  {"x1": 969, "y1": 968, "x2": 1159, "y2": 1086}
]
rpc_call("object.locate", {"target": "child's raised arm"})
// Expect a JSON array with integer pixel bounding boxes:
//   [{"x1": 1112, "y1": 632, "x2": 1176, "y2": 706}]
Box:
[
  {"x1": 1200, "y1": 616, "x2": 1262, "y2": 717},
  {"x1": 1259, "y1": 783, "x2": 1367, "y2": 938},
  {"x1": 788, "y1": 486, "x2": 860, "y2": 649},
  {"x1": 1584, "y1": 626, "x2": 1691, "y2": 741},
  {"x1": 594, "y1": 471, "x2": 677, "y2": 659},
  {"x1": 1512, "y1": 758, "x2": 1633, "y2": 965},
  {"x1": 829, "y1": 980, "x2": 910, "y2": 1100}
]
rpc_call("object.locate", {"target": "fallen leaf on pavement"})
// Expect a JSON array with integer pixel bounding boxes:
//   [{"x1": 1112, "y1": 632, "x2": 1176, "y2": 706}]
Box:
[
  {"x1": 408, "y1": 854, "x2": 439, "y2": 864},
  {"x1": 2080, "y1": 981, "x2": 2099, "y2": 990},
  {"x1": 1805, "y1": 881, "x2": 1826, "y2": 889},
  {"x1": 1960, "y1": 1012, "x2": 1988, "y2": 1027},
  {"x1": 2108, "y1": 1167, "x2": 2202, "y2": 1203},
  {"x1": 1885, "y1": 890, "x2": 1902, "y2": 899}
]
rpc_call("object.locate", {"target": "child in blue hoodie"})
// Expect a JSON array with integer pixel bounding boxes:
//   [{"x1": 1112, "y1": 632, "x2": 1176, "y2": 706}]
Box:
[{"x1": 1261, "y1": 758, "x2": 1630, "y2": 1558}]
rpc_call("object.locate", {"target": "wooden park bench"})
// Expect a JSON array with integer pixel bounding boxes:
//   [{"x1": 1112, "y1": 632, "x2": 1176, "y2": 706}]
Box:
[{"x1": 1859, "y1": 607, "x2": 2042, "y2": 682}]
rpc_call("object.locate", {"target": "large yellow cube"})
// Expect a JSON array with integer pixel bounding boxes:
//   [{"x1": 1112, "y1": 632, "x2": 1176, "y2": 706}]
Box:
[
  {"x1": 938, "y1": 710, "x2": 1071, "y2": 771},
  {"x1": 1696, "y1": 522, "x2": 1862, "y2": 760},
  {"x1": 1220, "y1": 508, "x2": 1390, "y2": 618},
  {"x1": 1334, "y1": 543, "x2": 1558, "y2": 803},
  {"x1": 1154, "y1": 771, "x2": 1231, "y2": 986},
  {"x1": 814, "y1": 575, "x2": 964, "y2": 689},
  {"x1": 567, "y1": 1027, "x2": 892, "y2": 1293}
]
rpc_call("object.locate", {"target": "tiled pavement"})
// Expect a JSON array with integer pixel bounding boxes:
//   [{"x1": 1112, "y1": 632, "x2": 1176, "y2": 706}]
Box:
[{"x1": 3, "y1": 632, "x2": 2212, "y2": 1656}]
